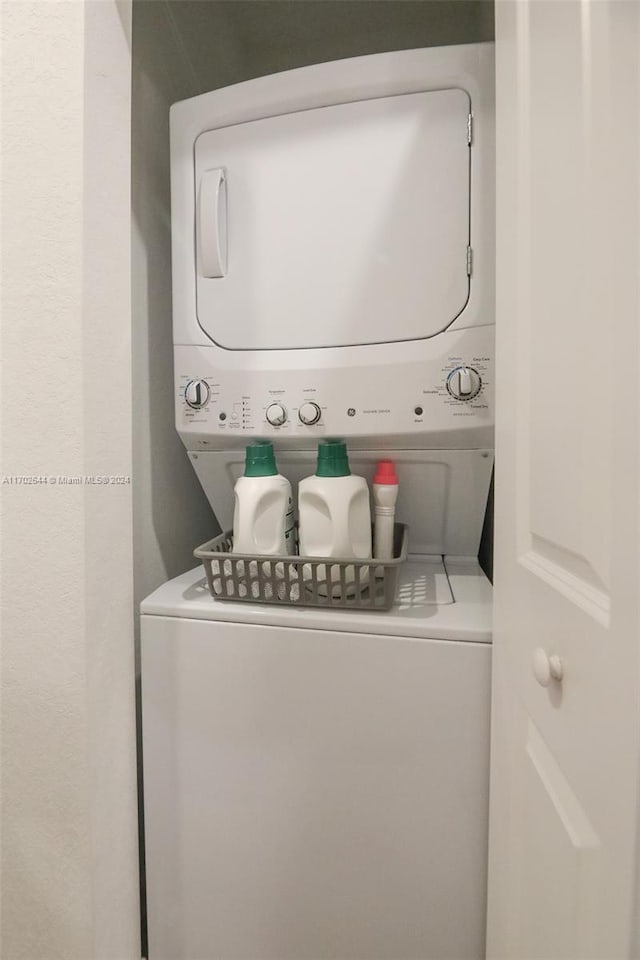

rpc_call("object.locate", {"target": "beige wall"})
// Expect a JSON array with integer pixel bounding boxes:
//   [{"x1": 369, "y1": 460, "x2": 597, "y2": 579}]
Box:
[{"x1": 1, "y1": 2, "x2": 140, "y2": 956}]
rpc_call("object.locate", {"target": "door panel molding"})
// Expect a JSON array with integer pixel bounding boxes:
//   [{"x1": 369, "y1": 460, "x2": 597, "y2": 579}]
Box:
[{"x1": 520, "y1": 537, "x2": 610, "y2": 627}]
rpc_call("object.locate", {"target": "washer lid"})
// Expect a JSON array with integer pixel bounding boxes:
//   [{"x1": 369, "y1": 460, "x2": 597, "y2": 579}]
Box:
[
  {"x1": 194, "y1": 87, "x2": 471, "y2": 351},
  {"x1": 140, "y1": 559, "x2": 492, "y2": 643}
]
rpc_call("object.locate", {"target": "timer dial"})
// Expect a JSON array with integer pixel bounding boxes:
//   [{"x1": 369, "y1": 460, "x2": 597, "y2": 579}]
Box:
[
  {"x1": 184, "y1": 379, "x2": 210, "y2": 409},
  {"x1": 266, "y1": 403, "x2": 287, "y2": 426},
  {"x1": 298, "y1": 401, "x2": 322, "y2": 425},
  {"x1": 446, "y1": 366, "x2": 482, "y2": 401}
]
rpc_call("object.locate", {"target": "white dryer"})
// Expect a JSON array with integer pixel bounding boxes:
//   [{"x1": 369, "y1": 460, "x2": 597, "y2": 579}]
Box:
[
  {"x1": 142, "y1": 42, "x2": 495, "y2": 960},
  {"x1": 169, "y1": 43, "x2": 495, "y2": 472}
]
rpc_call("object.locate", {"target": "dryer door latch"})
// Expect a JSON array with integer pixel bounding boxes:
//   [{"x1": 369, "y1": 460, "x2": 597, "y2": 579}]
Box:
[{"x1": 198, "y1": 168, "x2": 228, "y2": 278}]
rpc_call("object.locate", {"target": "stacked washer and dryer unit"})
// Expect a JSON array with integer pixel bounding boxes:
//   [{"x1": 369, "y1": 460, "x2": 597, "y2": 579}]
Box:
[{"x1": 141, "y1": 43, "x2": 495, "y2": 960}]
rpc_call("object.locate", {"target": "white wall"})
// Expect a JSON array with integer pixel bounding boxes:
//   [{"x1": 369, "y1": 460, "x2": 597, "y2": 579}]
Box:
[{"x1": 1, "y1": 2, "x2": 139, "y2": 956}]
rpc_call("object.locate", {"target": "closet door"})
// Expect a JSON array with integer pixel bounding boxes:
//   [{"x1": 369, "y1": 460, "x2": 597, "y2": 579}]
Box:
[{"x1": 488, "y1": 3, "x2": 640, "y2": 958}]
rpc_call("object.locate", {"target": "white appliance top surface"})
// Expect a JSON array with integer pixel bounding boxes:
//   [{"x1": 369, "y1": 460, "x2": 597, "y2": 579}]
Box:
[{"x1": 141, "y1": 556, "x2": 492, "y2": 643}]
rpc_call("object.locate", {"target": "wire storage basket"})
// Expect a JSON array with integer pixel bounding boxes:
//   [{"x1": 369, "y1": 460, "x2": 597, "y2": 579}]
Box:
[{"x1": 194, "y1": 523, "x2": 408, "y2": 611}]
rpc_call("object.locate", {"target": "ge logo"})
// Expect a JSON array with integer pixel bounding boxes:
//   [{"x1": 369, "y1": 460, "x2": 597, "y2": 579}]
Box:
[{"x1": 347, "y1": 408, "x2": 356, "y2": 417}]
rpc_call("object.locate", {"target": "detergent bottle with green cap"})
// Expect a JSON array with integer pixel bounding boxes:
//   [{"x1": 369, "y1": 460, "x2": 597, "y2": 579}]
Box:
[
  {"x1": 298, "y1": 439, "x2": 372, "y2": 595},
  {"x1": 232, "y1": 441, "x2": 295, "y2": 555}
]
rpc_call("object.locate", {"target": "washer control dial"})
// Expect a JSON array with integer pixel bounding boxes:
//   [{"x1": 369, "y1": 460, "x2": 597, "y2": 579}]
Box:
[
  {"x1": 184, "y1": 379, "x2": 210, "y2": 409},
  {"x1": 298, "y1": 401, "x2": 322, "y2": 425},
  {"x1": 446, "y1": 366, "x2": 482, "y2": 401},
  {"x1": 266, "y1": 403, "x2": 287, "y2": 426}
]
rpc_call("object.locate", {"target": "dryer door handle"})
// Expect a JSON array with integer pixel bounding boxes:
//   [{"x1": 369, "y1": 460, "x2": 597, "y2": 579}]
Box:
[{"x1": 198, "y1": 168, "x2": 227, "y2": 278}]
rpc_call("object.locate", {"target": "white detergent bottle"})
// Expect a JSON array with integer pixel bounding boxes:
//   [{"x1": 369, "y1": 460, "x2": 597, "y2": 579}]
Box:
[
  {"x1": 373, "y1": 459, "x2": 399, "y2": 561},
  {"x1": 298, "y1": 439, "x2": 372, "y2": 596},
  {"x1": 232, "y1": 441, "x2": 295, "y2": 556}
]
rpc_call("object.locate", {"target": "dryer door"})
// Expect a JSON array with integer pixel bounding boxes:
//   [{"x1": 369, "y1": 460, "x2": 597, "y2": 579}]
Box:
[{"x1": 194, "y1": 88, "x2": 471, "y2": 351}]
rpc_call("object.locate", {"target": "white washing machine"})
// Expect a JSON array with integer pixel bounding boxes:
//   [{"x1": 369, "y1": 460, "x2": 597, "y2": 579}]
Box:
[
  {"x1": 142, "y1": 43, "x2": 495, "y2": 959},
  {"x1": 142, "y1": 554, "x2": 491, "y2": 960}
]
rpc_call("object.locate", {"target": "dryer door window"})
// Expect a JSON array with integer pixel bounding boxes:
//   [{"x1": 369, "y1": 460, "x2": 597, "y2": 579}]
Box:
[{"x1": 194, "y1": 88, "x2": 471, "y2": 351}]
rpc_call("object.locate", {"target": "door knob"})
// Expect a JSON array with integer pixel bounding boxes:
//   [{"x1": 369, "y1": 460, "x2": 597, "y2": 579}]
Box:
[{"x1": 532, "y1": 648, "x2": 564, "y2": 687}]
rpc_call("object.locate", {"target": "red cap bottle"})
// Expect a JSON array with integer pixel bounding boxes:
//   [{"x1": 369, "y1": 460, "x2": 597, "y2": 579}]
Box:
[{"x1": 373, "y1": 459, "x2": 399, "y2": 485}]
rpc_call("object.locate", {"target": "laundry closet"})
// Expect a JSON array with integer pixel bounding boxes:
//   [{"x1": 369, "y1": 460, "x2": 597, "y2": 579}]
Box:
[{"x1": 131, "y1": 4, "x2": 640, "y2": 960}]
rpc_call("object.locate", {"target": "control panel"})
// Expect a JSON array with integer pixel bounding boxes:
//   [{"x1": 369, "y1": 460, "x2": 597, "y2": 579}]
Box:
[{"x1": 175, "y1": 326, "x2": 493, "y2": 449}]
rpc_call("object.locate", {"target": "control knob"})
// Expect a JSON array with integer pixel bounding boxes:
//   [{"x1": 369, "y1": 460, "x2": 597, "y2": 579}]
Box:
[
  {"x1": 298, "y1": 401, "x2": 321, "y2": 425},
  {"x1": 184, "y1": 379, "x2": 210, "y2": 409},
  {"x1": 266, "y1": 403, "x2": 287, "y2": 426},
  {"x1": 446, "y1": 366, "x2": 482, "y2": 401}
]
